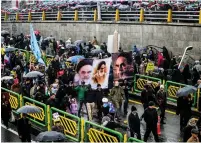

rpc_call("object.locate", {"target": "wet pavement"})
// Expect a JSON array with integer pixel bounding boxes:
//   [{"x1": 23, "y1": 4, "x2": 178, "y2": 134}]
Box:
[{"x1": 1, "y1": 101, "x2": 183, "y2": 142}]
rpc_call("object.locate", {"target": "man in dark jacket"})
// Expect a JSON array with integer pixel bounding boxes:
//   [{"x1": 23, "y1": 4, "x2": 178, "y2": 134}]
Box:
[
  {"x1": 176, "y1": 95, "x2": 192, "y2": 131},
  {"x1": 1, "y1": 100, "x2": 11, "y2": 128},
  {"x1": 183, "y1": 118, "x2": 197, "y2": 142},
  {"x1": 128, "y1": 106, "x2": 141, "y2": 140},
  {"x1": 123, "y1": 80, "x2": 131, "y2": 116},
  {"x1": 144, "y1": 101, "x2": 159, "y2": 142},
  {"x1": 140, "y1": 84, "x2": 149, "y2": 120},
  {"x1": 53, "y1": 38, "x2": 57, "y2": 54},
  {"x1": 95, "y1": 84, "x2": 104, "y2": 121},
  {"x1": 156, "y1": 85, "x2": 167, "y2": 124},
  {"x1": 17, "y1": 114, "x2": 31, "y2": 142}
]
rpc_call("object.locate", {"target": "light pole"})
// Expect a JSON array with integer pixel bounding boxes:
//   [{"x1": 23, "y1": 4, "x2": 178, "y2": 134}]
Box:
[{"x1": 178, "y1": 46, "x2": 193, "y2": 69}]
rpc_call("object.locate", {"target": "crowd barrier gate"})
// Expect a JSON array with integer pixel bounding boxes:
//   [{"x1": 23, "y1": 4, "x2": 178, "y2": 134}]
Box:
[
  {"x1": 134, "y1": 74, "x2": 162, "y2": 93},
  {"x1": 22, "y1": 96, "x2": 47, "y2": 128},
  {"x1": 50, "y1": 107, "x2": 81, "y2": 142},
  {"x1": 84, "y1": 120, "x2": 123, "y2": 142},
  {"x1": 1, "y1": 87, "x2": 22, "y2": 114},
  {"x1": 165, "y1": 81, "x2": 197, "y2": 108}
]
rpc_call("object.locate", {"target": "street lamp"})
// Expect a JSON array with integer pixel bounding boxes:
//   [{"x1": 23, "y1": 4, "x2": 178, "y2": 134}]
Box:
[{"x1": 178, "y1": 46, "x2": 193, "y2": 69}]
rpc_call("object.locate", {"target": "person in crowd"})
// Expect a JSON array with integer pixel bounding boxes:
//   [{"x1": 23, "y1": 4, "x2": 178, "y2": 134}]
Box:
[
  {"x1": 128, "y1": 106, "x2": 141, "y2": 140},
  {"x1": 156, "y1": 85, "x2": 167, "y2": 124},
  {"x1": 122, "y1": 79, "x2": 131, "y2": 116},
  {"x1": 1, "y1": 100, "x2": 12, "y2": 128},
  {"x1": 52, "y1": 120, "x2": 64, "y2": 134},
  {"x1": 140, "y1": 84, "x2": 149, "y2": 120},
  {"x1": 85, "y1": 84, "x2": 96, "y2": 121},
  {"x1": 102, "y1": 97, "x2": 116, "y2": 120},
  {"x1": 17, "y1": 113, "x2": 31, "y2": 142},
  {"x1": 52, "y1": 38, "x2": 57, "y2": 54},
  {"x1": 92, "y1": 36, "x2": 98, "y2": 45},
  {"x1": 177, "y1": 95, "x2": 193, "y2": 131},
  {"x1": 92, "y1": 61, "x2": 107, "y2": 84},
  {"x1": 74, "y1": 59, "x2": 93, "y2": 85},
  {"x1": 70, "y1": 98, "x2": 78, "y2": 116},
  {"x1": 110, "y1": 80, "x2": 125, "y2": 120},
  {"x1": 192, "y1": 68, "x2": 200, "y2": 86},
  {"x1": 187, "y1": 129, "x2": 200, "y2": 142},
  {"x1": 46, "y1": 94, "x2": 57, "y2": 107},
  {"x1": 171, "y1": 65, "x2": 182, "y2": 82},
  {"x1": 143, "y1": 101, "x2": 159, "y2": 142},
  {"x1": 95, "y1": 84, "x2": 104, "y2": 121},
  {"x1": 182, "y1": 64, "x2": 191, "y2": 84},
  {"x1": 75, "y1": 81, "x2": 88, "y2": 117},
  {"x1": 183, "y1": 118, "x2": 197, "y2": 142}
]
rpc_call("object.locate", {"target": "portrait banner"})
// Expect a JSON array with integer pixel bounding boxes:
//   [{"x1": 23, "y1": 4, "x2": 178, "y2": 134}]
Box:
[
  {"x1": 112, "y1": 52, "x2": 134, "y2": 81},
  {"x1": 91, "y1": 58, "x2": 112, "y2": 89}
]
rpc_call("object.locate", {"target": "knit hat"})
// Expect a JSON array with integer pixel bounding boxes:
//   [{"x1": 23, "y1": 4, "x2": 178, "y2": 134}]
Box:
[
  {"x1": 191, "y1": 128, "x2": 199, "y2": 134},
  {"x1": 148, "y1": 101, "x2": 155, "y2": 106},
  {"x1": 131, "y1": 106, "x2": 137, "y2": 111}
]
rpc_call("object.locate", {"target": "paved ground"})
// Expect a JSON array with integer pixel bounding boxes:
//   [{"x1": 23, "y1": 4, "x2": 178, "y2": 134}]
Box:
[{"x1": 1, "y1": 101, "x2": 184, "y2": 142}]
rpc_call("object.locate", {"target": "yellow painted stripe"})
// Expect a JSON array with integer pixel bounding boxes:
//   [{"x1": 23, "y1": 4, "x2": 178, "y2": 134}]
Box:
[{"x1": 129, "y1": 99, "x2": 198, "y2": 120}]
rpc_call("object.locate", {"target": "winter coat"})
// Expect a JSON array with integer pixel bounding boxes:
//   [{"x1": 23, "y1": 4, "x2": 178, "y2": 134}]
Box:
[
  {"x1": 128, "y1": 111, "x2": 140, "y2": 132},
  {"x1": 95, "y1": 89, "x2": 104, "y2": 103},
  {"x1": 1, "y1": 103, "x2": 11, "y2": 121},
  {"x1": 156, "y1": 90, "x2": 167, "y2": 106},
  {"x1": 176, "y1": 97, "x2": 192, "y2": 116},
  {"x1": 141, "y1": 89, "x2": 148, "y2": 104},
  {"x1": 17, "y1": 118, "x2": 31, "y2": 137},
  {"x1": 183, "y1": 119, "x2": 197, "y2": 142},
  {"x1": 144, "y1": 107, "x2": 158, "y2": 127},
  {"x1": 110, "y1": 86, "x2": 125, "y2": 102},
  {"x1": 85, "y1": 89, "x2": 96, "y2": 103}
]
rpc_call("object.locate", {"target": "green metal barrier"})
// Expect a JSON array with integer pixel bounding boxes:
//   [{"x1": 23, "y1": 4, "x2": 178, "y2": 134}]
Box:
[
  {"x1": 165, "y1": 81, "x2": 197, "y2": 107},
  {"x1": 128, "y1": 137, "x2": 143, "y2": 142},
  {"x1": 50, "y1": 107, "x2": 81, "y2": 142},
  {"x1": 84, "y1": 120, "x2": 123, "y2": 142},
  {"x1": 15, "y1": 49, "x2": 30, "y2": 63},
  {"x1": 1, "y1": 87, "x2": 22, "y2": 114},
  {"x1": 22, "y1": 96, "x2": 47, "y2": 127},
  {"x1": 45, "y1": 55, "x2": 54, "y2": 66},
  {"x1": 134, "y1": 74, "x2": 162, "y2": 93}
]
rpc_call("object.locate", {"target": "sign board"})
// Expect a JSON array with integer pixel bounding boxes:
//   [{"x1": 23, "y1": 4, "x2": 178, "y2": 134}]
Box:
[
  {"x1": 146, "y1": 62, "x2": 155, "y2": 73},
  {"x1": 107, "y1": 34, "x2": 120, "y2": 53}
]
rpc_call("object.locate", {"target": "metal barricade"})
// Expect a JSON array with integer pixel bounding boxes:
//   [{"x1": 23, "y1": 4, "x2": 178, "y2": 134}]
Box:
[
  {"x1": 50, "y1": 107, "x2": 81, "y2": 142},
  {"x1": 29, "y1": 52, "x2": 37, "y2": 63},
  {"x1": 84, "y1": 120, "x2": 123, "y2": 142},
  {"x1": 134, "y1": 74, "x2": 162, "y2": 93},
  {"x1": 128, "y1": 137, "x2": 143, "y2": 142},
  {"x1": 45, "y1": 55, "x2": 54, "y2": 66},
  {"x1": 1, "y1": 87, "x2": 21, "y2": 114},
  {"x1": 22, "y1": 96, "x2": 47, "y2": 128},
  {"x1": 165, "y1": 81, "x2": 197, "y2": 107}
]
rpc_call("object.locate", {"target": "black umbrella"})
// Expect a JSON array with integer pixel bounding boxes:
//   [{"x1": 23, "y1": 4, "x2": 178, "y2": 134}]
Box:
[
  {"x1": 1, "y1": 30, "x2": 9, "y2": 36},
  {"x1": 35, "y1": 131, "x2": 66, "y2": 142}
]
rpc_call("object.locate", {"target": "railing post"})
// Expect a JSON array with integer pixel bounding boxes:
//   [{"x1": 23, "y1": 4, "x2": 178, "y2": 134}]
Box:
[
  {"x1": 140, "y1": 8, "x2": 144, "y2": 22},
  {"x1": 197, "y1": 88, "x2": 200, "y2": 111},
  {"x1": 57, "y1": 11, "x2": 61, "y2": 21},
  {"x1": 74, "y1": 10, "x2": 78, "y2": 21},
  {"x1": 16, "y1": 12, "x2": 19, "y2": 21},
  {"x1": 42, "y1": 10, "x2": 46, "y2": 21},
  {"x1": 28, "y1": 11, "x2": 32, "y2": 22},
  {"x1": 94, "y1": 9, "x2": 97, "y2": 22},
  {"x1": 115, "y1": 9, "x2": 120, "y2": 22},
  {"x1": 81, "y1": 118, "x2": 85, "y2": 142},
  {"x1": 47, "y1": 105, "x2": 51, "y2": 131},
  {"x1": 167, "y1": 9, "x2": 172, "y2": 23},
  {"x1": 199, "y1": 9, "x2": 201, "y2": 24},
  {"x1": 123, "y1": 134, "x2": 127, "y2": 143},
  {"x1": 4, "y1": 12, "x2": 8, "y2": 21}
]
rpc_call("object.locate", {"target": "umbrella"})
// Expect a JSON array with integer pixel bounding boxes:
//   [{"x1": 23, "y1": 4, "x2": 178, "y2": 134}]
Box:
[
  {"x1": 24, "y1": 71, "x2": 44, "y2": 78},
  {"x1": 74, "y1": 40, "x2": 85, "y2": 44},
  {"x1": 1, "y1": 36, "x2": 4, "y2": 43},
  {"x1": 1, "y1": 30, "x2": 9, "y2": 35},
  {"x1": 35, "y1": 131, "x2": 66, "y2": 142},
  {"x1": 177, "y1": 85, "x2": 197, "y2": 97},
  {"x1": 67, "y1": 55, "x2": 85, "y2": 64},
  {"x1": 93, "y1": 45, "x2": 100, "y2": 49},
  {"x1": 44, "y1": 37, "x2": 55, "y2": 41},
  {"x1": 1, "y1": 76, "x2": 13, "y2": 81},
  {"x1": 91, "y1": 49, "x2": 103, "y2": 54},
  {"x1": 5, "y1": 47, "x2": 16, "y2": 52},
  {"x1": 17, "y1": 105, "x2": 41, "y2": 114}
]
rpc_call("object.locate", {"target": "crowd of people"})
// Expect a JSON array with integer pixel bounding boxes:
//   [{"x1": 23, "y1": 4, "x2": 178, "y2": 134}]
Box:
[{"x1": 1, "y1": 30, "x2": 201, "y2": 142}]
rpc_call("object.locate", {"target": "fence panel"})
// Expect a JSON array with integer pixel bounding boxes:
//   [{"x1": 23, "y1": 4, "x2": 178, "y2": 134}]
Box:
[
  {"x1": 46, "y1": 55, "x2": 54, "y2": 66},
  {"x1": 50, "y1": 107, "x2": 81, "y2": 142},
  {"x1": 29, "y1": 52, "x2": 37, "y2": 63},
  {"x1": 1, "y1": 87, "x2": 21, "y2": 114},
  {"x1": 134, "y1": 74, "x2": 162, "y2": 93},
  {"x1": 84, "y1": 120, "x2": 123, "y2": 142},
  {"x1": 22, "y1": 96, "x2": 47, "y2": 128},
  {"x1": 165, "y1": 81, "x2": 197, "y2": 107}
]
